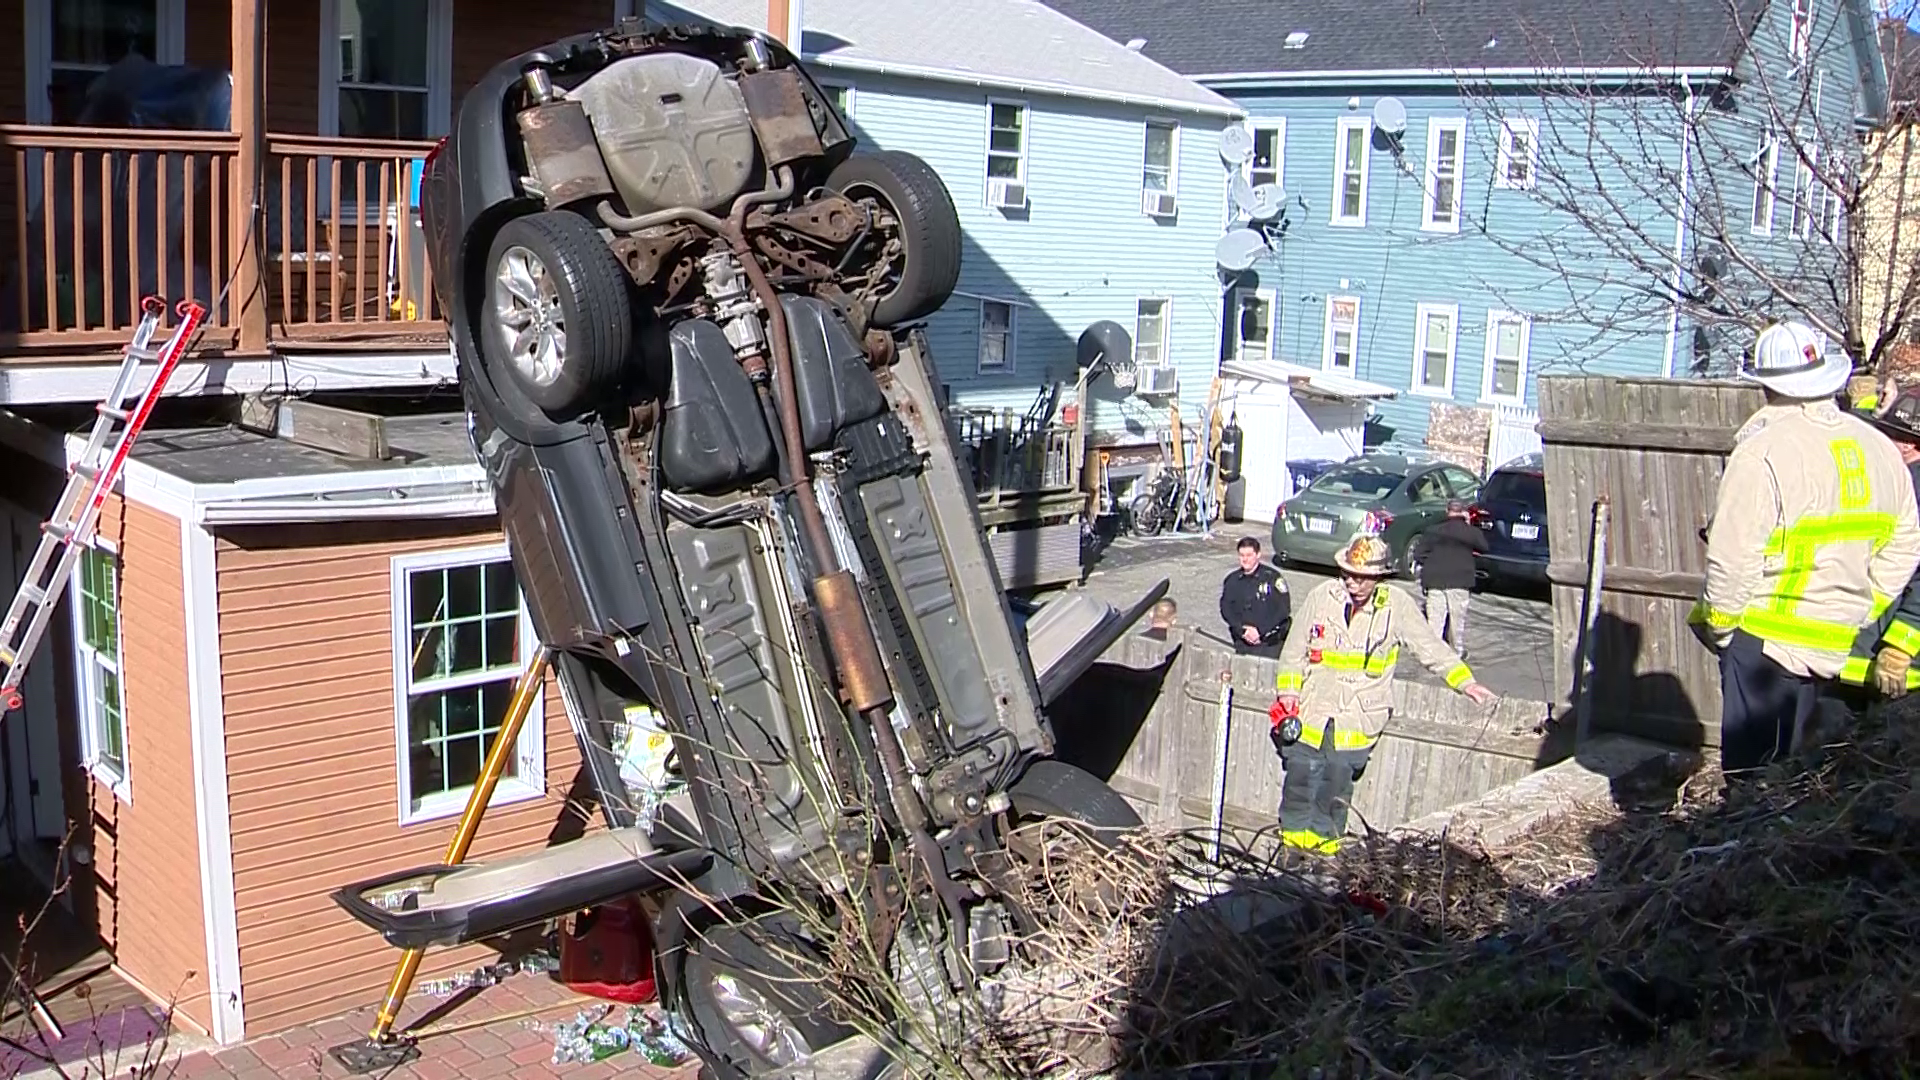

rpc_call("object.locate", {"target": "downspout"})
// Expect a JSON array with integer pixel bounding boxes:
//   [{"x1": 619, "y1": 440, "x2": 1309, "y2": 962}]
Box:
[{"x1": 1662, "y1": 73, "x2": 1697, "y2": 379}]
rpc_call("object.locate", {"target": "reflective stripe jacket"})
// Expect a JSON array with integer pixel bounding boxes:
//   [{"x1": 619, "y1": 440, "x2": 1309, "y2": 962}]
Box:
[
  {"x1": 1840, "y1": 457, "x2": 1920, "y2": 690},
  {"x1": 1274, "y1": 579, "x2": 1473, "y2": 748},
  {"x1": 1692, "y1": 399, "x2": 1920, "y2": 679}
]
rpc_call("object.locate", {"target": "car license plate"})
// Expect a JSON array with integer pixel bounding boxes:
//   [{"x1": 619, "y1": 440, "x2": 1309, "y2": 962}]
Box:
[
  {"x1": 1305, "y1": 516, "x2": 1335, "y2": 535},
  {"x1": 1512, "y1": 523, "x2": 1540, "y2": 541}
]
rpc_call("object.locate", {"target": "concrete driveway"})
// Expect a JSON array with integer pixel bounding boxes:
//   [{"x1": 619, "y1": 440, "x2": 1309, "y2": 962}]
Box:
[{"x1": 1069, "y1": 530, "x2": 1557, "y2": 705}]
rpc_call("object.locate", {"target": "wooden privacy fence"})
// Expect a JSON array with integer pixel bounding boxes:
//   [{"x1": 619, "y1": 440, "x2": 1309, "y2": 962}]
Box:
[
  {"x1": 1072, "y1": 631, "x2": 1551, "y2": 836},
  {"x1": 1536, "y1": 375, "x2": 1767, "y2": 751}
]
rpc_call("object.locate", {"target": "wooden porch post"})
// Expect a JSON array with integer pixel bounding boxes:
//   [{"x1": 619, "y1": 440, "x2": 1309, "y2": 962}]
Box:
[
  {"x1": 230, "y1": 0, "x2": 267, "y2": 352},
  {"x1": 767, "y1": 0, "x2": 793, "y2": 44}
]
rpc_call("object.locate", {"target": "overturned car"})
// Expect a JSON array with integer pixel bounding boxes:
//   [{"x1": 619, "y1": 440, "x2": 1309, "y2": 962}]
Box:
[{"x1": 329, "y1": 17, "x2": 1165, "y2": 1078}]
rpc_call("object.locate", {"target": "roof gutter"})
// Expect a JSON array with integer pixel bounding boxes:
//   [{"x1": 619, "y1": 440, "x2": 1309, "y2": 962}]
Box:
[
  {"x1": 1191, "y1": 65, "x2": 1734, "y2": 90},
  {"x1": 197, "y1": 487, "x2": 498, "y2": 525},
  {"x1": 802, "y1": 53, "x2": 1246, "y2": 118}
]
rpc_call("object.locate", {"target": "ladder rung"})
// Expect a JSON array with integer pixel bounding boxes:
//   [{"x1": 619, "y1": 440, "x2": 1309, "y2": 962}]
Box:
[
  {"x1": 17, "y1": 585, "x2": 44, "y2": 606},
  {"x1": 70, "y1": 461, "x2": 100, "y2": 479},
  {"x1": 41, "y1": 521, "x2": 71, "y2": 541},
  {"x1": 97, "y1": 404, "x2": 131, "y2": 422},
  {"x1": 0, "y1": 646, "x2": 14, "y2": 667}
]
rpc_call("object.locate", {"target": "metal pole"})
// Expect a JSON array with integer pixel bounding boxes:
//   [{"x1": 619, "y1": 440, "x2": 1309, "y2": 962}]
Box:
[
  {"x1": 1572, "y1": 498, "x2": 1611, "y2": 746},
  {"x1": 1206, "y1": 669, "x2": 1234, "y2": 863},
  {"x1": 368, "y1": 646, "x2": 551, "y2": 1043}
]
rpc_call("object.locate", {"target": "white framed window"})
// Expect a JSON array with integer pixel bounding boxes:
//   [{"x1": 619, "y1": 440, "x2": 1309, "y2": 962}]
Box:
[
  {"x1": 1495, "y1": 117, "x2": 1538, "y2": 190},
  {"x1": 1323, "y1": 295, "x2": 1361, "y2": 373},
  {"x1": 819, "y1": 82, "x2": 854, "y2": 119},
  {"x1": 986, "y1": 99, "x2": 1029, "y2": 184},
  {"x1": 1824, "y1": 161, "x2": 1848, "y2": 244},
  {"x1": 1143, "y1": 120, "x2": 1179, "y2": 194},
  {"x1": 1751, "y1": 127, "x2": 1780, "y2": 235},
  {"x1": 70, "y1": 541, "x2": 129, "y2": 800},
  {"x1": 321, "y1": 0, "x2": 453, "y2": 139},
  {"x1": 1483, "y1": 310, "x2": 1532, "y2": 403},
  {"x1": 391, "y1": 544, "x2": 544, "y2": 825},
  {"x1": 1134, "y1": 298, "x2": 1171, "y2": 368},
  {"x1": 978, "y1": 299, "x2": 1016, "y2": 373},
  {"x1": 1422, "y1": 117, "x2": 1467, "y2": 232},
  {"x1": 1245, "y1": 121, "x2": 1286, "y2": 189},
  {"x1": 1331, "y1": 117, "x2": 1372, "y2": 226},
  {"x1": 1790, "y1": 134, "x2": 1819, "y2": 239},
  {"x1": 1789, "y1": 0, "x2": 1813, "y2": 63},
  {"x1": 1412, "y1": 303, "x2": 1458, "y2": 396},
  {"x1": 1231, "y1": 288, "x2": 1276, "y2": 362},
  {"x1": 25, "y1": 0, "x2": 187, "y2": 125}
]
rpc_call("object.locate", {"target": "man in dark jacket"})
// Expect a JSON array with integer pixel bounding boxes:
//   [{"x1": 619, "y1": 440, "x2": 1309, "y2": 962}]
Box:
[
  {"x1": 1410, "y1": 500, "x2": 1488, "y2": 654},
  {"x1": 1221, "y1": 536, "x2": 1290, "y2": 657}
]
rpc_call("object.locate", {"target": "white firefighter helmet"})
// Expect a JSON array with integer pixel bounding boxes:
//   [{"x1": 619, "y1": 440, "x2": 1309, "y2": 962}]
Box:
[{"x1": 1739, "y1": 321, "x2": 1850, "y2": 400}]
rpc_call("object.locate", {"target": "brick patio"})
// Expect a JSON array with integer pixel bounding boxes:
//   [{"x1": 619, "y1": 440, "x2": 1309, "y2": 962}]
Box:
[{"x1": 168, "y1": 970, "x2": 701, "y2": 1080}]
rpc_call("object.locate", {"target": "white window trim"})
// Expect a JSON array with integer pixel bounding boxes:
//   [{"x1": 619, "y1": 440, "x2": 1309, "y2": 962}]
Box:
[
  {"x1": 977, "y1": 298, "x2": 1017, "y2": 374},
  {"x1": 390, "y1": 543, "x2": 545, "y2": 827},
  {"x1": 1790, "y1": 133, "x2": 1819, "y2": 239},
  {"x1": 1243, "y1": 118, "x2": 1287, "y2": 190},
  {"x1": 818, "y1": 81, "x2": 855, "y2": 119},
  {"x1": 1421, "y1": 117, "x2": 1467, "y2": 233},
  {"x1": 24, "y1": 0, "x2": 187, "y2": 125},
  {"x1": 1824, "y1": 160, "x2": 1847, "y2": 244},
  {"x1": 1331, "y1": 116, "x2": 1372, "y2": 227},
  {"x1": 1322, "y1": 294, "x2": 1361, "y2": 374},
  {"x1": 68, "y1": 536, "x2": 130, "y2": 802},
  {"x1": 1495, "y1": 117, "x2": 1539, "y2": 190},
  {"x1": 1751, "y1": 127, "x2": 1780, "y2": 236},
  {"x1": 1411, "y1": 302, "x2": 1459, "y2": 397},
  {"x1": 318, "y1": 0, "x2": 455, "y2": 141},
  {"x1": 1482, "y1": 309, "x2": 1532, "y2": 404},
  {"x1": 1134, "y1": 296, "x2": 1172, "y2": 368},
  {"x1": 984, "y1": 97, "x2": 1030, "y2": 193},
  {"x1": 1230, "y1": 287, "x2": 1276, "y2": 362},
  {"x1": 1141, "y1": 119, "x2": 1180, "y2": 204},
  {"x1": 1789, "y1": 0, "x2": 1813, "y2": 63}
]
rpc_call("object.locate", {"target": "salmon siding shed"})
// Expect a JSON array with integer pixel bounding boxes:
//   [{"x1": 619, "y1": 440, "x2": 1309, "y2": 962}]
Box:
[{"x1": 0, "y1": 410, "x2": 593, "y2": 1044}]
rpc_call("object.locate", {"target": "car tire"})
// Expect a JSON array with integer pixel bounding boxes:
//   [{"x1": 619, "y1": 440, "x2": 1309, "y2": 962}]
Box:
[
  {"x1": 481, "y1": 211, "x2": 633, "y2": 418},
  {"x1": 826, "y1": 151, "x2": 962, "y2": 327},
  {"x1": 678, "y1": 911, "x2": 852, "y2": 1080},
  {"x1": 1008, "y1": 759, "x2": 1142, "y2": 850}
]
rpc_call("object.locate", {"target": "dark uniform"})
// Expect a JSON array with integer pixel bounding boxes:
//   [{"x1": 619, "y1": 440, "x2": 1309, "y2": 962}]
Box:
[{"x1": 1221, "y1": 563, "x2": 1291, "y2": 658}]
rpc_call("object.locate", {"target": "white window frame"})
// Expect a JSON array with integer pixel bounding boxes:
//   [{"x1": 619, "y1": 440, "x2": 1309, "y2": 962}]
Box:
[
  {"x1": 1322, "y1": 294, "x2": 1361, "y2": 373},
  {"x1": 390, "y1": 544, "x2": 544, "y2": 826},
  {"x1": 985, "y1": 98, "x2": 1029, "y2": 187},
  {"x1": 318, "y1": 0, "x2": 455, "y2": 140},
  {"x1": 1411, "y1": 302, "x2": 1459, "y2": 397},
  {"x1": 1142, "y1": 119, "x2": 1180, "y2": 200},
  {"x1": 1421, "y1": 117, "x2": 1467, "y2": 232},
  {"x1": 1482, "y1": 309, "x2": 1532, "y2": 404},
  {"x1": 1331, "y1": 116, "x2": 1372, "y2": 227},
  {"x1": 1134, "y1": 297, "x2": 1172, "y2": 368},
  {"x1": 1230, "y1": 287, "x2": 1276, "y2": 362},
  {"x1": 1495, "y1": 117, "x2": 1539, "y2": 190},
  {"x1": 1244, "y1": 119, "x2": 1286, "y2": 190},
  {"x1": 69, "y1": 537, "x2": 130, "y2": 802},
  {"x1": 818, "y1": 81, "x2": 855, "y2": 119},
  {"x1": 978, "y1": 298, "x2": 1016, "y2": 374},
  {"x1": 1751, "y1": 127, "x2": 1780, "y2": 236},
  {"x1": 1789, "y1": 0, "x2": 1813, "y2": 64},
  {"x1": 1790, "y1": 132, "x2": 1819, "y2": 239},
  {"x1": 24, "y1": 0, "x2": 187, "y2": 125},
  {"x1": 1824, "y1": 160, "x2": 1848, "y2": 244}
]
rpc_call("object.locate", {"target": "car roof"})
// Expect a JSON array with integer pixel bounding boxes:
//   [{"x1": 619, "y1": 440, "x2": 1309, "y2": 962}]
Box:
[{"x1": 1491, "y1": 452, "x2": 1546, "y2": 473}]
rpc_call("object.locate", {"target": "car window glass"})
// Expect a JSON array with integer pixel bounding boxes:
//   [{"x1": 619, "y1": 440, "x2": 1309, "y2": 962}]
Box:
[
  {"x1": 1409, "y1": 471, "x2": 1448, "y2": 504},
  {"x1": 1483, "y1": 470, "x2": 1547, "y2": 506},
  {"x1": 1440, "y1": 467, "x2": 1481, "y2": 499},
  {"x1": 1311, "y1": 466, "x2": 1404, "y2": 498}
]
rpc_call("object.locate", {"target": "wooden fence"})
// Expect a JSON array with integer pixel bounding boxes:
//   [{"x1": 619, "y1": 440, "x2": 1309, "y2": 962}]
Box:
[
  {"x1": 1061, "y1": 631, "x2": 1553, "y2": 836},
  {"x1": 1535, "y1": 375, "x2": 1766, "y2": 750}
]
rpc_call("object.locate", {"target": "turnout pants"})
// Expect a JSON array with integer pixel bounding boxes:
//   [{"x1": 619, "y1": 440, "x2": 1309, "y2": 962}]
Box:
[
  {"x1": 1278, "y1": 725, "x2": 1375, "y2": 855},
  {"x1": 1719, "y1": 630, "x2": 1819, "y2": 773}
]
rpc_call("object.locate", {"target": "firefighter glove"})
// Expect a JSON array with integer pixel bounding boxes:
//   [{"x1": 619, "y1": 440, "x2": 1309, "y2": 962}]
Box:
[
  {"x1": 1875, "y1": 645, "x2": 1913, "y2": 698},
  {"x1": 1269, "y1": 698, "x2": 1302, "y2": 755}
]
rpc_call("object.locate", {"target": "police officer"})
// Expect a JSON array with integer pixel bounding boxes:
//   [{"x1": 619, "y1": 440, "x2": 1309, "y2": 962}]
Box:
[
  {"x1": 1220, "y1": 536, "x2": 1290, "y2": 657},
  {"x1": 1838, "y1": 382, "x2": 1920, "y2": 698},
  {"x1": 1270, "y1": 532, "x2": 1497, "y2": 855},
  {"x1": 1690, "y1": 322, "x2": 1920, "y2": 776}
]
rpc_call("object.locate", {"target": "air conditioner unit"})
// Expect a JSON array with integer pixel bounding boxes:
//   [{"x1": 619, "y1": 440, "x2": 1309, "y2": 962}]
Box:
[
  {"x1": 1141, "y1": 189, "x2": 1178, "y2": 218},
  {"x1": 1136, "y1": 366, "x2": 1180, "y2": 396},
  {"x1": 988, "y1": 177, "x2": 1029, "y2": 210}
]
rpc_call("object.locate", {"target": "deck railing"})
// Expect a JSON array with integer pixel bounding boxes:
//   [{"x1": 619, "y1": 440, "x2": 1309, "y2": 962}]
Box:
[
  {"x1": 0, "y1": 125, "x2": 446, "y2": 350},
  {"x1": 951, "y1": 408, "x2": 1076, "y2": 497}
]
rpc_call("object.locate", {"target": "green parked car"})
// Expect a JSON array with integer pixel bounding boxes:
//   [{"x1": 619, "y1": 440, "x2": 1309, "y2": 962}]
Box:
[{"x1": 1269, "y1": 451, "x2": 1484, "y2": 576}]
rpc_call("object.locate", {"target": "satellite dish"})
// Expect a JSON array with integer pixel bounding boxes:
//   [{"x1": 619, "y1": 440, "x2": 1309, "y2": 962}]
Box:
[
  {"x1": 1371, "y1": 97, "x2": 1408, "y2": 137},
  {"x1": 1077, "y1": 320, "x2": 1135, "y2": 392},
  {"x1": 1215, "y1": 228, "x2": 1268, "y2": 273},
  {"x1": 1228, "y1": 175, "x2": 1256, "y2": 217},
  {"x1": 1248, "y1": 183, "x2": 1285, "y2": 221},
  {"x1": 1218, "y1": 125, "x2": 1254, "y2": 165}
]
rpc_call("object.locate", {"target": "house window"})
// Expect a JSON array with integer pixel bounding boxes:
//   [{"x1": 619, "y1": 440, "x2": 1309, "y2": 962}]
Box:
[
  {"x1": 1484, "y1": 311, "x2": 1531, "y2": 402},
  {"x1": 71, "y1": 543, "x2": 128, "y2": 797},
  {"x1": 1824, "y1": 162, "x2": 1848, "y2": 244},
  {"x1": 1790, "y1": 136, "x2": 1819, "y2": 239},
  {"x1": 987, "y1": 101, "x2": 1028, "y2": 183},
  {"x1": 1422, "y1": 118, "x2": 1466, "y2": 231},
  {"x1": 1496, "y1": 117, "x2": 1538, "y2": 190},
  {"x1": 1323, "y1": 295, "x2": 1360, "y2": 373},
  {"x1": 979, "y1": 299, "x2": 1015, "y2": 373},
  {"x1": 327, "y1": 0, "x2": 451, "y2": 140},
  {"x1": 1135, "y1": 298, "x2": 1170, "y2": 367},
  {"x1": 1790, "y1": 0, "x2": 1813, "y2": 62},
  {"x1": 1231, "y1": 288, "x2": 1276, "y2": 362},
  {"x1": 1247, "y1": 122, "x2": 1285, "y2": 189},
  {"x1": 1751, "y1": 127, "x2": 1780, "y2": 235},
  {"x1": 30, "y1": 0, "x2": 184, "y2": 126},
  {"x1": 819, "y1": 82, "x2": 853, "y2": 118},
  {"x1": 391, "y1": 546, "x2": 543, "y2": 824},
  {"x1": 1331, "y1": 117, "x2": 1371, "y2": 226},
  {"x1": 1143, "y1": 120, "x2": 1178, "y2": 194},
  {"x1": 1413, "y1": 303, "x2": 1458, "y2": 395}
]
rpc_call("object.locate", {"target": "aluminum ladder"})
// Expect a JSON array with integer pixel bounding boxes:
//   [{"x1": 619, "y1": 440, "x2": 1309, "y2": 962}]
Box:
[{"x1": 0, "y1": 296, "x2": 206, "y2": 713}]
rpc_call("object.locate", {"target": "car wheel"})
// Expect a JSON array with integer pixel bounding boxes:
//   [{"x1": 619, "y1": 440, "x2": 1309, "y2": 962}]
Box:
[
  {"x1": 1396, "y1": 534, "x2": 1424, "y2": 580},
  {"x1": 1006, "y1": 759, "x2": 1142, "y2": 851},
  {"x1": 679, "y1": 912, "x2": 852, "y2": 1080},
  {"x1": 482, "y1": 211, "x2": 633, "y2": 418},
  {"x1": 826, "y1": 151, "x2": 962, "y2": 327}
]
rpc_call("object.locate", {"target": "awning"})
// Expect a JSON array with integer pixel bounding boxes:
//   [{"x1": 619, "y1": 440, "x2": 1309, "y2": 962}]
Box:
[{"x1": 1219, "y1": 359, "x2": 1399, "y2": 402}]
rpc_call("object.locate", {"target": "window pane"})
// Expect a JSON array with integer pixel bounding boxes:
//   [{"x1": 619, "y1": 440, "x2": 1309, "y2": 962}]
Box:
[
  {"x1": 95, "y1": 663, "x2": 124, "y2": 771},
  {"x1": 338, "y1": 0, "x2": 430, "y2": 88},
  {"x1": 1144, "y1": 124, "x2": 1173, "y2": 170},
  {"x1": 987, "y1": 153, "x2": 1021, "y2": 179},
  {"x1": 1239, "y1": 296, "x2": 1271, "y2": 352},
  {"x1": 989, "y1": 128, "x2": 1023, "y2": 155},
  {"x1": 1251, "y1": 128, "x2": 1279, "y2": 179},
  {"x1": 81, "y1": 550, "x2": 118, "y2": 657},
  {"x1": 53, "y1": 0, "x2": 159, "y2": 67},
  {"x1": 407, "y1": 679, "x2": 517, "y2": 803},
  {"x1": 1496, "y1": 320, "x2": 1522, "y2": 358},
  {"x1": 1494, "y1": 358, "x2": 1521, "y2": 397},
  {"x1": 409, "y1": 560, "x2": 522, "y2": 684},
  {"x1": 339, "y1": 86, "x2": 429, "y2": 142},
  {"x1": 991, "y1": 104, "x2": 1023, "y2": 136}
]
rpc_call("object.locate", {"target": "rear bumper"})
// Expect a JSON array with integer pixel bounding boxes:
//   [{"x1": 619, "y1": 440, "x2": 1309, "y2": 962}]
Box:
[{"x1": 1271, "y1": 521, "x2": 1347, "y2": 567}]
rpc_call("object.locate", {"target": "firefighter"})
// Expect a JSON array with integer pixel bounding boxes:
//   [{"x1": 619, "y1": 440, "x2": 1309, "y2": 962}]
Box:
[
  {"x1": 1689, "y1": 321, "x2": 1920, "y2": 776},
  {"x1": 1270, "y1": 532, "x2": 1497, "y2": 855},
  {"x1": 1837, "y1": 381, "x2": 1920, "y2": 698}
]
